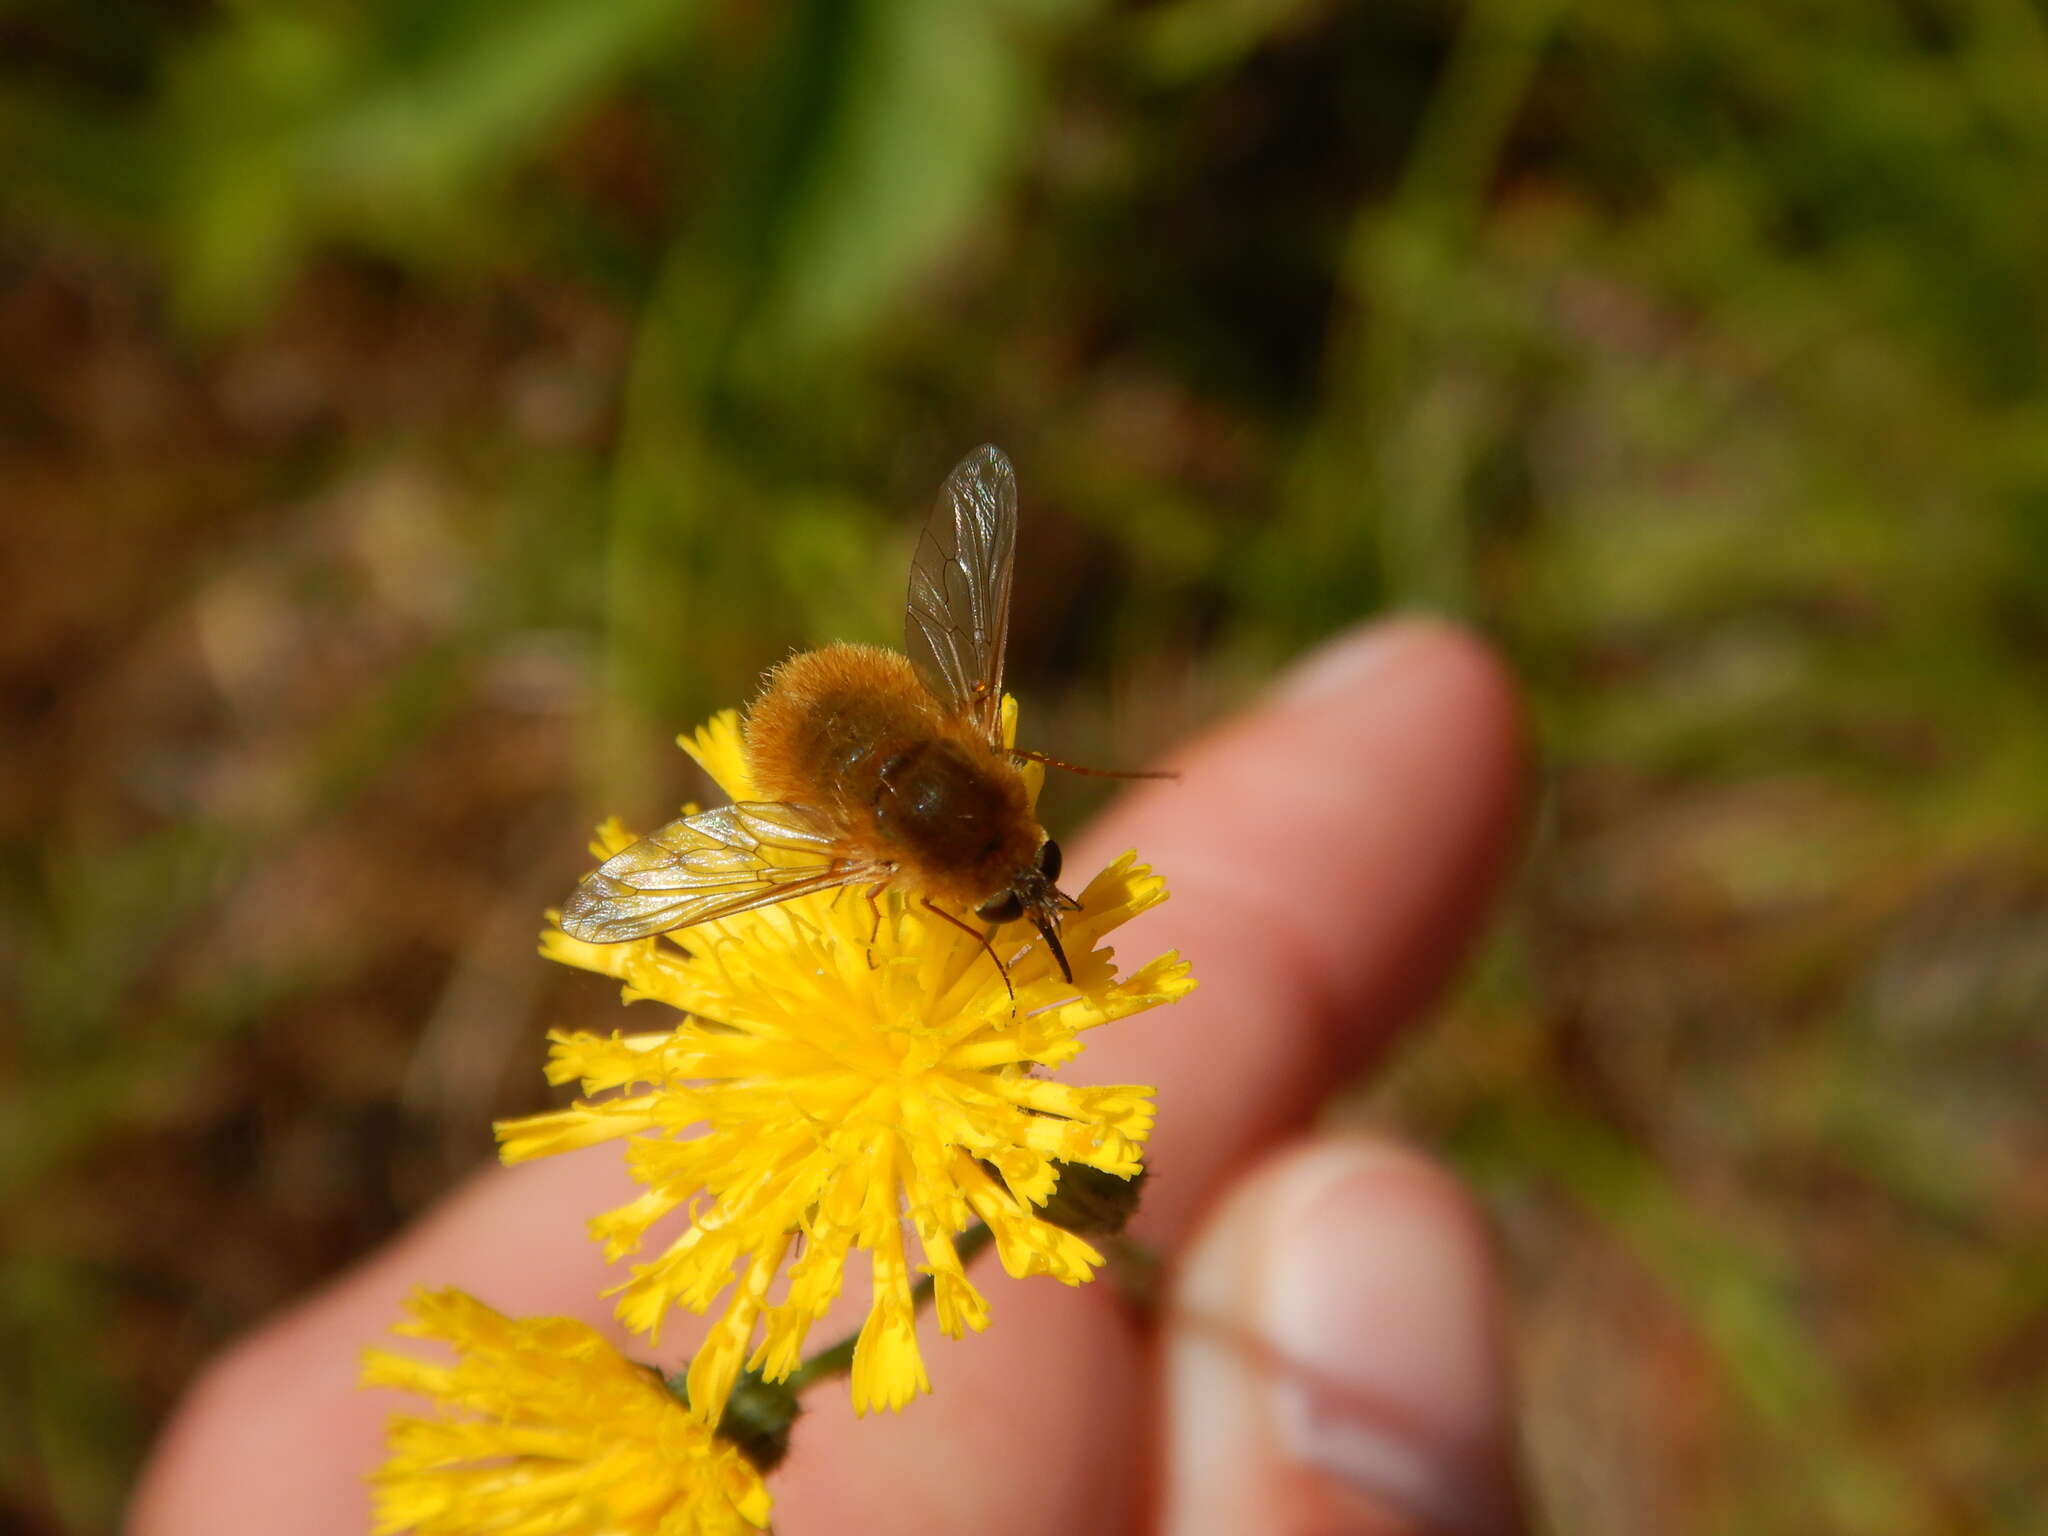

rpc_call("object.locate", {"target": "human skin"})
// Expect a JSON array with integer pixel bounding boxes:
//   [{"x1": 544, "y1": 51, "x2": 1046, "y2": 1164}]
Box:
[{"x1": 131, "y1": 617, "x2": 1529, "y2": 1536}]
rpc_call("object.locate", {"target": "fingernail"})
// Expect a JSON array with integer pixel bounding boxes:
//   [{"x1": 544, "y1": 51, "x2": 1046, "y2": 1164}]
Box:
[
  {"x1": 1167, "y1": 1141, "x2": 1521, "y2": 1536},
  {"x1": 1266, "y1": 1144, "x2": 1519, "y2": 1533},
  {"x1": 1275, "y1": 619, "x2": 1450, "y2": 708}
]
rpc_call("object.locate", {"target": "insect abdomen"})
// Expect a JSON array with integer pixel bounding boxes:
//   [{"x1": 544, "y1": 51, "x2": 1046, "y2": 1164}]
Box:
[{"x1": 872, "y1": 738, "x2": 1017, "y2": 873}]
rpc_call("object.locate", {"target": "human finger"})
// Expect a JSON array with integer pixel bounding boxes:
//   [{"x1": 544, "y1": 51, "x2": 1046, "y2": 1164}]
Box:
[
  {"x1": 770, "y1": 620, "x2": 1529, "y2": 1532},
  {"x1": 1074, "y1": 617, "x2": 1526, "y2": 1243}
]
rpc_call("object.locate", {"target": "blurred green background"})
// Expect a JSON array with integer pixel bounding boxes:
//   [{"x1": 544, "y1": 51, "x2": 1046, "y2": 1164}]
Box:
[{"x1": 4, "y1": 0, "x2": 2046, "y2": 1530}]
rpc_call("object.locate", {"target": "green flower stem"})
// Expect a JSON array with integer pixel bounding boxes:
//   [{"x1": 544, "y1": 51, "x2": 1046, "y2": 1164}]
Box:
[
  {"x1": 782, "y1": 1222, "x2": 996, "y2": 1395},
  {"x1": 1101, "y1": 1232, "x2": 1164, "y2": 1313}
]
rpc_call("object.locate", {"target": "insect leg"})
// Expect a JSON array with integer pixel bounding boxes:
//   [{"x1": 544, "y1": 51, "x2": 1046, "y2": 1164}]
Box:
[
  {"x1": 864, "y1": 884, "x2": 886, "y2": 969},
  {"x1": 919, "y1": 896, "x2": 1015, "y2": 1005}
]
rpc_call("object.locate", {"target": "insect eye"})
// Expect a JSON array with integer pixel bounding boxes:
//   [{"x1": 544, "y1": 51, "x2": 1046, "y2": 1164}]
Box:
[
  {"x1": 1036, "y1": 838, "x2": 1062, "y2": 882},
  {"x1": 976, "y1": 890, "x2": 1025, "y2": 925}
]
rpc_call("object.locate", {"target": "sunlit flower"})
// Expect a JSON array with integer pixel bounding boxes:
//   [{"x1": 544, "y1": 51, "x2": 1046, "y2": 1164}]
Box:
[
  {"x1": 497, "y1": 707, "x2": 1193, "y2": 1423},
  {"x1": 361, "y1": 1287, "x2": 772, "y2": 1535}
]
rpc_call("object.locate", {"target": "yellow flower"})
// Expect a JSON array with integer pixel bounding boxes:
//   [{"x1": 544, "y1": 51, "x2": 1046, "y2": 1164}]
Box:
[
  {"x1": 361, "y1": 1287, "x2": 772, "y2": 1535},
  {"x1": 498, "y1": 708, "x2": 1193, "y2": 1423}
]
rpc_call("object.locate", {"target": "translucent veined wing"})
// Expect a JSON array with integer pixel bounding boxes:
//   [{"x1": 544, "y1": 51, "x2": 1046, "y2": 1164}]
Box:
[
  {"x1": 905, "y1": 443, "x2": 1017, "y2": 748},
  {"x1": 558, "y1": 802, "x2": 872, "y2": 943}
]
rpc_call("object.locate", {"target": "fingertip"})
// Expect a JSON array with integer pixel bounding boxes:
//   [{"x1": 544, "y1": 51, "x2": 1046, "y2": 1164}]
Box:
[
  {"x1": 1274, "y1": 615, "x2": 1501, "y2": 707},
  {"x1": 1095, "y1": 615, "x2": 1526, "y2": 956},
  {"x1": 1077, "y1": 619, "x2": 1527, "y2": 1239},
  {"x1": 1266, "y1": 615, "x2": 1527, "y2": 836},
  {"x1": 1162, "y1": 1136, "x2": 1524, "y2": 1536}
]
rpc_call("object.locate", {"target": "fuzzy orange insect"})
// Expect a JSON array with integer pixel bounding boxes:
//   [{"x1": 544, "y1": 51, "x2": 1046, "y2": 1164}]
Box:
[{"x1": 559, "y1": 445, "x2": 1160, "y2": 983}]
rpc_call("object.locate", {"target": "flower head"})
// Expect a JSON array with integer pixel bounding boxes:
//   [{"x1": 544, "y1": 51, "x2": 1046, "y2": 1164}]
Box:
[
  {"x1": 362, "y1": 1287, "x2": 772, "y2": 1535},
  {"x1": 498, "y1": 708, "x2": 1193, "y2": 1422}
]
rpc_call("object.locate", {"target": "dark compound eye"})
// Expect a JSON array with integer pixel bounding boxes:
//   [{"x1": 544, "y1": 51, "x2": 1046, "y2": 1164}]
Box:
[
  {"x1": 1035, "y1": 838, "x2": 1062, "y2": 882},
  {"x1": 976, "y1": 890, "x2": 1025, "y2": 925}
]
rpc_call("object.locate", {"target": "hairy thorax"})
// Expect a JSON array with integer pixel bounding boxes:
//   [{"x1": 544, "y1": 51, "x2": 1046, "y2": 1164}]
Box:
[{"x1": 742, "y1": 643, "x2": 1040, "y2": 906}]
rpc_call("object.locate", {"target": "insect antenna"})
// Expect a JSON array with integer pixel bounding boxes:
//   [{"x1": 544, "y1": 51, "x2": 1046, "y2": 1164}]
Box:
[
  {"x1": 1013, "y1": 748, "x2": 1177, "y2": 781},
  {"x1": 919, "y1": 896, "x2": 1015, "y2": 1003}
]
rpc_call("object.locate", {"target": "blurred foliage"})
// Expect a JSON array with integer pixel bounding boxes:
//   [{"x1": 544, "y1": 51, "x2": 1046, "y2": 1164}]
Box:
[{"x1": 3, "y1": 0, "x2": 2047, "y2": 1531}]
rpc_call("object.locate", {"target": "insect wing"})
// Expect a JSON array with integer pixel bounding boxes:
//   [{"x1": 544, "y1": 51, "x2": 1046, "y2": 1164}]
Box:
[
  {"x1": 905, "y1": 443, "x2": 1017, "y2": 746},
  {"x1": 558, "y1": 802, "x2": 861, "y2": 943}
]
